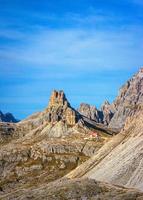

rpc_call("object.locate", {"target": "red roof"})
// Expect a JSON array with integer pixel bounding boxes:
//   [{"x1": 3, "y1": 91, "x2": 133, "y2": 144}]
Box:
[{"x1": 90, "y1": 132, "x2": 98, "y2": 137}]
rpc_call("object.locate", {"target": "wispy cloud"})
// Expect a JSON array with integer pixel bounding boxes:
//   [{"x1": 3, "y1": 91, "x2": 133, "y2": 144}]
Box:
[{"x1": 1, "y1": 25, "x2": 143, "y2": 73}]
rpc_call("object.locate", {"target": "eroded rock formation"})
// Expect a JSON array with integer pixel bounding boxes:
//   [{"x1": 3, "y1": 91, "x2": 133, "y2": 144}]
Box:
[
  {"x1": 78, "y1": 68, "x2": 143, "y2": 130},
  {"x1": 47, "y1": 90, "x2": 79, "y2": 126},
  {"x1": 108, "y1": 68, "x2": 143, "y2": 129},
  {"x1": 78, "y1": 103, "x2": 103, "y2": 123}
]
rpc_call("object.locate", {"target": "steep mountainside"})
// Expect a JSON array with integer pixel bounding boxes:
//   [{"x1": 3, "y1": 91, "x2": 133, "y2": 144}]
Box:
[
  {"x1": 78, "y1": 68, "x2": 143, "y2": 130},
  {"x1": 108, "y1": 68, "x2": 143, "y2": 129},
  {"x1": 66, "y1": 105, "x2": 143, "y2": 191},
  {"x1": 0, "y1": 111, "x2": 18, "y2": 123}
]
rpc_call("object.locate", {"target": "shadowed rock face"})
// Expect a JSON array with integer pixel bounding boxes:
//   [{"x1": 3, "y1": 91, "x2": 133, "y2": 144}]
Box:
[
  {"x1": 0, "y1": 111, "x2": 18, "y2": 123},
  {"x1": 78, "y1": 103, "x2": 103, "y2": 123},
  {"x1": 78, "y1": 101, "x2": 114, "y2": 126},
  {"x1": 100, "y1": 100, "x2": 114, "y2": 125}
]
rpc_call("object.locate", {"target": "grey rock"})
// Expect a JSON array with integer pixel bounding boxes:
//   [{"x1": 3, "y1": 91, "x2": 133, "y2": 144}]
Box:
[
  {"x1": 108, "y1": 67, "x2": 143, "y2": 130},
  {"x1": 100, "y1": 101, "x2": 114, "y2": 125},
  {"x1": 78, "y1": 68, "x2": 143, "y2": 130},
  {"x1": 78, "y1": 103, "x2": 103, "y2": 123}
]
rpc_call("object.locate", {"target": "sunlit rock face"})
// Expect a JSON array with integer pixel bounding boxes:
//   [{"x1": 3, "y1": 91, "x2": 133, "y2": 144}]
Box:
[
  {"x1": 48, "y1": 90, "x2": 70, "y2": 108},
  {"x1": 78, "y1": 68, "x2": 143, "y2": 131},
  {"x1": 17, "y1": 90, "x2": 84, "y2": 138},
  {"x1": 47, "y1": 90, "x2": 79, "y2": 126},
  {"x1": 108, "y1": 67, "x2": 143, "y2": 130}
]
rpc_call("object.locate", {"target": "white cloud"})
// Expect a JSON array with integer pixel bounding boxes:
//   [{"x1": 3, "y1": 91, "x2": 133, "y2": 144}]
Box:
[{"x1": 1, "y1": 26, "x2": 143, "y2": 74}]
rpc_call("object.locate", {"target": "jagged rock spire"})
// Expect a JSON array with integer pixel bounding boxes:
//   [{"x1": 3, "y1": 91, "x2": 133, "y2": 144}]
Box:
[
  {"x1": 48, "y1": 90, "x2": 70, "y2": 108},
  {"x1": 47, "y1": 90, "x2": 79, "y2": 126}
]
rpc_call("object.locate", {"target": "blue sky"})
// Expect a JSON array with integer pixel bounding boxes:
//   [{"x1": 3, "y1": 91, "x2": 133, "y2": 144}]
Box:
[{"x1": 0, "y1": 0, "x2": 143, "y2": 119}]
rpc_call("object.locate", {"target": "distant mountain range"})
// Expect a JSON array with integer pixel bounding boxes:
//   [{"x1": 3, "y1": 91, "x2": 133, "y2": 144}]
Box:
[{"x1": 0, "y1": 111, "x2": 18, "y2": 123}]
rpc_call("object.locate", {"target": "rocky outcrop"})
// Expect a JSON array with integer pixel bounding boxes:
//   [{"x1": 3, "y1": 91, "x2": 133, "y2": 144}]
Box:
[
  {"x1": 78, "y1": 102, "x2": 114, "y2": 126},
  {"x1": 78, "y1": 103, "x2": 103, "y2": 123},
  {"x1": 78, "y1": 68, "x2": 143, "y2": 130},
  {"x1": 0, "y1": 111, "x2": 18, "y2": 123},
  {"x1": 47, "y1": 90, "x2": 79, "y2": 126},
  {"x1": 18, "y1": 90, "x2": 84, "y2": 138},
  {"x1": 100, "y1": 101, "x2": 114, "y2": 125},
  {"x1": 108, "y1": 68, "x2": 143, "y2": 130},
  {"x1": 48, "y1": 90, "x2": 70, "y2": 108}
]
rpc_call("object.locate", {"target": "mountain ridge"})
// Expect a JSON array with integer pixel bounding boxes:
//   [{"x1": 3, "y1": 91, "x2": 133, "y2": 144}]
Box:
[
  {"x1": 0, "y1": 111, "x2": 18, "y2": 123},
  {"x1": 78, "y1": 67, "x2": 143, "y2": 131}
]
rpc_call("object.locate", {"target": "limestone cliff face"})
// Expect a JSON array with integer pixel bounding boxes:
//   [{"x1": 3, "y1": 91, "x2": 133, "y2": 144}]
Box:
[
  {"x1": 78, "y1": 68, "x2": 143, "y2": 130},
  {"x1": 78, "y1": 103, "x2": 103, "y2": 123},
  {"x1": 108, "y1": 67, "x2": 143, "y2": 130},
  {"x1": 48, "y1": 90, "x2": 70, "y2": 108},
  {"x1": 47, "y1": 90, "x2": 78, "y2": 126},
  {"x1": 100, "y1": 101, "x2": 114, "y2": 125},
  {"x1": 78, "y1": 102, "x2": 114, "y2": 126}
]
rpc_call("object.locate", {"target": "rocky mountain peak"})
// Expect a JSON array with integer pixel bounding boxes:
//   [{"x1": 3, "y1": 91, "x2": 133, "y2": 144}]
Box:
[
  {"x1": 137, "y1": 67, "x2": 143, "y2": 77},
  {"x1": 77, "y1": 67, "x2": 143, "y2": 130},
  {"x1": 101, "y1": 100, "x2": 110, "y2": 110},
  {"x1": 100, "y1": 101, "x2": 114, "y2": 125},
  {"x1": 46, "y1": 90, "x2": 79, "y2": 126},
  {"x1": 108, "y1": 67, "x2": 143, "y2": 130},
  {"x1": 48, "y1": 90, "x2": 70, "y2": 109},
  {"x1": 78, "y1": 103, "x2": 103, "y2": 123}
]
